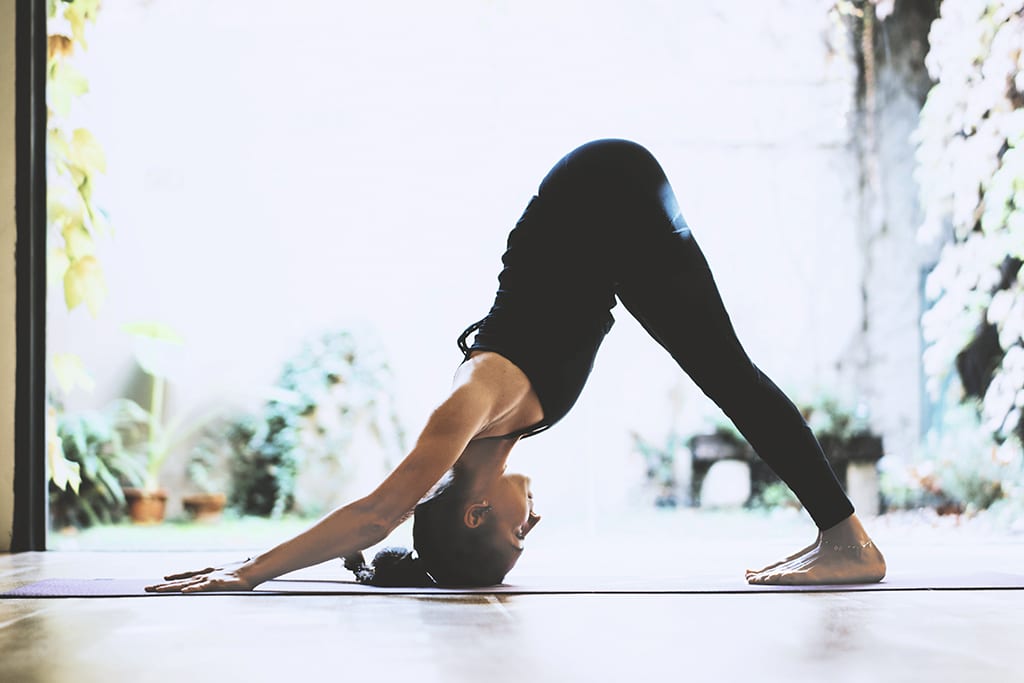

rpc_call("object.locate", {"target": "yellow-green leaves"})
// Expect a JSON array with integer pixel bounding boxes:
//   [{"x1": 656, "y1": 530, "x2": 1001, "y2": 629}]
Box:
[
  {"x1": 48, "y1": 0, "x2": 109, "y2": 317},
  {"x1": 63, "y1": 0, "x2": 101, "y2": 51},
  {"x1": 48, "y1": 60, "x2": 89, "y2": 118},
  {"x1": 46, "y1": 0, "x2": 113, "y2": 500},
  {"x1": 52, "y1": 352, "x2": 96, "y2": 396},
  {"x1": 123, "y1": 322, "x2": 185, "y2": 380},
  {"x1": 47, "y1": 244, "x2": 70, "y2": 290},
  {"x1": 47, "y1": 403, "x2": 82, "y2": 494},
  {"x1": 122, "y1": 322, "x2": 186, "y2": 345},
  {"x1": 64, "y1": 254, "x2": 107, "y2": 317},
  {"x1": 49, "y1": 127, "x2": 110, "y2": 319},
  {"x1": 69, "y1": 128, "x2": 106, "y2": 174},
  {"x1": 47, "y1": 180, "x2": 108, "y2": 316}
]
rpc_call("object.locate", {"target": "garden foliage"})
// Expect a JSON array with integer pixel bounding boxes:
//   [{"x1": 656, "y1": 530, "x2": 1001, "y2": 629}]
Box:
[
  {"x1": 916, "y1": 0, "x2": 1024, "y2": 443},
  {"x1": 49, "y1": 400, "x2": 149, "y2": 529},
  {"x1": 229, "y1": 330, "x2": 406, "y2": 517},
  {"x1": 46, "y1": 0, "x2": 111, "y2": 497}
]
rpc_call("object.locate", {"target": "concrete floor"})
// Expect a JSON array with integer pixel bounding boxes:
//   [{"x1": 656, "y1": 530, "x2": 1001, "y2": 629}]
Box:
[{"x1": 3, "y1": 538, "x2": 1024, "y2": 683}]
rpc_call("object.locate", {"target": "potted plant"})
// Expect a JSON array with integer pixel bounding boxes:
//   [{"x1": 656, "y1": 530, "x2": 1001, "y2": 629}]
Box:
[
  {"x1": 182, "y1": 492, "x2": 227, "y2": 523},
  {"x1": 120, "y1": 321, "x2": 185, "y2": 524},
  {"x1": 182, "y1": 424, "x2": 233, "y2": 523},
  {"x1": 49, "y1": 399, "x2": 149, "y2": 530}
]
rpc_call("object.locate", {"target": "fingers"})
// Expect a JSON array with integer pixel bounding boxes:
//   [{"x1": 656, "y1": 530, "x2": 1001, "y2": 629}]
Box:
[
  {"x1": 163, "y1": 566, "x2": 216, "y2": 581},
  {"x1": 146, "y1": 576, "x2": 202, "y2": 593},
  {"x1": 146, "y1": 581, "x2": 193, "y2": 593},
  {"x1": 146, "y1": 573, "x2": 251, "y2": 594},
  {"x1": 181, "y1": 580, "x2": 214, "y2": 593}
]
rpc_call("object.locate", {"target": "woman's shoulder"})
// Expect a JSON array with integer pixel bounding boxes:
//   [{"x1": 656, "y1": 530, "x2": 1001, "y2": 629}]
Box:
[{"x1": 452, "y1": 351, "x2": 544, "y2": 439}]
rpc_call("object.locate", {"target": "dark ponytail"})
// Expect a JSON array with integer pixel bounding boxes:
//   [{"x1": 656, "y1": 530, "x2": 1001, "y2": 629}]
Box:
[
  {"x1": 343, "y1": 548, "x2": 435, "y2": 587},
  {"x1": 341, "y1": 471, "x2": 522, "y2": 587}
]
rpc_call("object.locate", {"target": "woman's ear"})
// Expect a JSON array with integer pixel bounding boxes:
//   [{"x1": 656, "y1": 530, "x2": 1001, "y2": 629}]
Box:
[{"x1": 463, "y1": 502, "x2": 492, "y2": 529}]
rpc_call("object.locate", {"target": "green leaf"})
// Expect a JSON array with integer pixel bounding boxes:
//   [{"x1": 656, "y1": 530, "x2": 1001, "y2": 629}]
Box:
[
  {"x1": 64, "y1": 2, "x2": 88, "y2": 50},
  {"x1": 78, "y1": 496, "x2": 102, "y2": 527},
  {"x1": 47, "y1": 61, "x2": 88, "y2": 119},
  {"x1": 47, "y1": 245, "x2": 70, "y2": 289},
  {"x1": 47, "y1": 127, "x2": 71, "y2": 160},
  {"x1": 49, "y1": 449, "x2": 81, "y2": 494},
  {"x1": 66, "y1": 420, "x2": 85, "y2": 460},
  {"x1": 94, "y1": 460, "x2": 125, "y2": 505},
  {"x1": 70, "y1": 128, "x2": 106, "y2": 173},
  {"x1": 68, "y1": 164, "x2": 92, "y2": 205},
  {"x1": 62, "y1": 222, "x2": 95, "y2": 260},
  {"x1": 63, "y1": 254, "x2": 107, "y2": 317},
  {"x1": 47, "y1": 405, "x2": 81, "y2": 494},
  {"x1": 79, "y1": 444, "x2": 99, "y2": 479},
  {"x1": 122, "y1": 321, "x2": 185, "y2": 345},
  {"x1": 47, "y1": 183, "x2": 87, "y2": 230},
  {"x1": 52, "y1": 352, "x2": 96, "y2": 396},
  {"x1": 108, "y1": 397, "x2": 151, "y2": 425}
]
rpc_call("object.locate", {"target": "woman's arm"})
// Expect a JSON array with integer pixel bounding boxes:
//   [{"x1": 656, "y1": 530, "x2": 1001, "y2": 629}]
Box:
[
  {"x1": 147, "y1": 381, "x2": 498, "y2": 593},
  {"x1": 239, "y1": 383, "x2": 496, "y2": 585}
]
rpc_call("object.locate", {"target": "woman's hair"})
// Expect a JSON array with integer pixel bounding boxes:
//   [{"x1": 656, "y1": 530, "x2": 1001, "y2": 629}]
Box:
[{"x1": 344, "y1": 473, "x2": 519, "y2": 587}]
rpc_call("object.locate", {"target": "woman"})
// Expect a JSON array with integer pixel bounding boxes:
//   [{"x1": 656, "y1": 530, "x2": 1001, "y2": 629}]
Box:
[{"x1": 147, "y1": 139, "x2": 886, "y2": 592}]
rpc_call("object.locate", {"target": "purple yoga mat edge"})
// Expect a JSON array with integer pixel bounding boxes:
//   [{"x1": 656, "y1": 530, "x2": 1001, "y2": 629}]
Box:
[{"x1": 3, "y1": 573, "x2": 1024, "y2": 598}]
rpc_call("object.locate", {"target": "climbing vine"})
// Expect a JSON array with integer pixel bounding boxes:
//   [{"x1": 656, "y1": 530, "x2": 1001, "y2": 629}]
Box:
[
  {"x1": 46, "y1": 0, "x2": 110, "y2": 494},
  {"x1": 914, "y1": 0, "x2": 1024, "y2": 444},
  {"x1": 47, "y1": 0, "x2": 108, "y2": 320}
]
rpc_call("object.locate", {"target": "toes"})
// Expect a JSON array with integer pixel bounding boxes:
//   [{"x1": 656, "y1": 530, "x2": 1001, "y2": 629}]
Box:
[{"x1": 747, "y1": 572, "x2": 776, "y2": 585}]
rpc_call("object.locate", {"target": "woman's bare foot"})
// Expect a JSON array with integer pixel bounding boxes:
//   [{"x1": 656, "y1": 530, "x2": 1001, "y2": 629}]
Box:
[
  {"x1": 744, "y1": 537, "x2": 819, "y2": 581},
  {"x1": 745, "y1": 513, "x2": 886, "y2": 585}
]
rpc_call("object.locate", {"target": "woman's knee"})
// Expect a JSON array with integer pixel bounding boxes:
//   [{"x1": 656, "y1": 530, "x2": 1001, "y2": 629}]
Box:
[
  {"x1": 570, "y1": 138, "x2": 658, "y2": 169},
  {"x1": 539, "y1": 138, "x2": 667, "y2": 197}
]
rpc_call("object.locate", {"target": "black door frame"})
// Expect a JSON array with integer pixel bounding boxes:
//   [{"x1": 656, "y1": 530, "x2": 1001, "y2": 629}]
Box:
[{"x1": 12, "y1": 0, "x2": 48, "y2": 552}]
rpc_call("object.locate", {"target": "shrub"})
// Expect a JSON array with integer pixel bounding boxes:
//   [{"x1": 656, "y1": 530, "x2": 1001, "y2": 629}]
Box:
[
  {"x1": 229, "y1": 329, "x2": 405, "y2": 517},
  {"x1": 880, "y1": 402, "x2": 1024, "y2": 515},
  {"x1": 49, "y1": 400, "x2": 149, "y2": 529}
]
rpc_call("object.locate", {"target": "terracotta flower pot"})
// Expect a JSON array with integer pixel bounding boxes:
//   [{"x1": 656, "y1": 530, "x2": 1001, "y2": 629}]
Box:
[
  {"x1": 124, "y1": 488, "x2": 168, "y2": 525},
  {"x1": 182, "y1": 492, "x2": 227, "y2": 523}
]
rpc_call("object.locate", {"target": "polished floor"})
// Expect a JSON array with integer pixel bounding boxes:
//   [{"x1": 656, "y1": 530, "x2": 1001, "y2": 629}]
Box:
[{"x1": 3, "y1": 531, "x2": 1023, "y2": 683}]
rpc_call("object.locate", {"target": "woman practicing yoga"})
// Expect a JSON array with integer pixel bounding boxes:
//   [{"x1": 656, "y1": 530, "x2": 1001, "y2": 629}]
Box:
[{"x1": 147, "y1": 139, "x2": 886, "y2": 592}]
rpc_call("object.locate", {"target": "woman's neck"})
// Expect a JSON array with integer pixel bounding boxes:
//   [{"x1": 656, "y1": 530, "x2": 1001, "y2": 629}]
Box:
[{"x1": 451, "y1": 436, "x2": 519, "y2": 499}]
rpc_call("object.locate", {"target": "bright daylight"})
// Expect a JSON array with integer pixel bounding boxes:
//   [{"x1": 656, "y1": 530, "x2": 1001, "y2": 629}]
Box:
[{"x1": 2, "y1": 0, "x2": 1023, "y2": 680}]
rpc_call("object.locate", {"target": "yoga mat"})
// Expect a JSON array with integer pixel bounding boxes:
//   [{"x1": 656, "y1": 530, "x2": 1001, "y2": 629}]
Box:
[{"x1": 4, "y1": 572, "x2": 1023, "y2": 597}]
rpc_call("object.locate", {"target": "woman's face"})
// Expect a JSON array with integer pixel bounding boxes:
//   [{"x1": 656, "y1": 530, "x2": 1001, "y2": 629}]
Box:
[{"x1": 485, "y1": 472, "x2": 542, "y2": 550}]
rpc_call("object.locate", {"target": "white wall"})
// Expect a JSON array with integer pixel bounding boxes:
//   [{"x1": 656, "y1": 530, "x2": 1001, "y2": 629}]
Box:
[
  {"x1": 51, "y1": 0, "x2": 893, "y2": 523},
  {"x1": 1, "y1": 0, "x2": 17, "y2": 551}
]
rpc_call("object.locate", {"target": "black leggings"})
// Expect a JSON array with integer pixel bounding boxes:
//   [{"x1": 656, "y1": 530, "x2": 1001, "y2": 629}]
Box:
[{"x1": 468, "y1": 140, "x2": 851, "y2": 528}]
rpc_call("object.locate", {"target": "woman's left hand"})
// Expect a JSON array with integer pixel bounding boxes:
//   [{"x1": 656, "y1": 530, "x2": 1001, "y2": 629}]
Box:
[{"x1": 145, "y1": 560, "x2": 256, "y2": 593}]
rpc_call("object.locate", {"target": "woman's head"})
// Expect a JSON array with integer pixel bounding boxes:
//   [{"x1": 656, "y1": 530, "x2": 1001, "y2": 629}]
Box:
[{"x1": 348, "y1": 470, "x2": 541, "y2": 587}]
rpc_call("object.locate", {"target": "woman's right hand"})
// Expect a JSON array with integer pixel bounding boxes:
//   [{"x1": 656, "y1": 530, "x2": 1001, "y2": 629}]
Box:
[{"x1": 145, "y1": 559, "x2": 256, "y2": 593}]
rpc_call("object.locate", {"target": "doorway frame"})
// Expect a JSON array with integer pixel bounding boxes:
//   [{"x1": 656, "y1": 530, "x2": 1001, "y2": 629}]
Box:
[{"x1": 12, "y1": 0, "x2": 48, "y2": 552}]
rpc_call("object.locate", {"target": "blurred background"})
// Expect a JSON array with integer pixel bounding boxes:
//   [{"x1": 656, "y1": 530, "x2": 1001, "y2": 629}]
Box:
[{"x1": 44, "y1": 0, "x2": 1024, "y2": 568}]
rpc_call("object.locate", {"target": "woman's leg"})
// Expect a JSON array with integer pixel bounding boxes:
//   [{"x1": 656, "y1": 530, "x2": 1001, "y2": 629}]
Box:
[
  {"x1": 545, "y1": 139, "x2": 853, "y2": 528},
  {"x1": 615, "y1": 227, "x2": 887, "y2": 584},
  {"x1": 541, "y1": 139, "x2": 884, "y2": 583}
]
